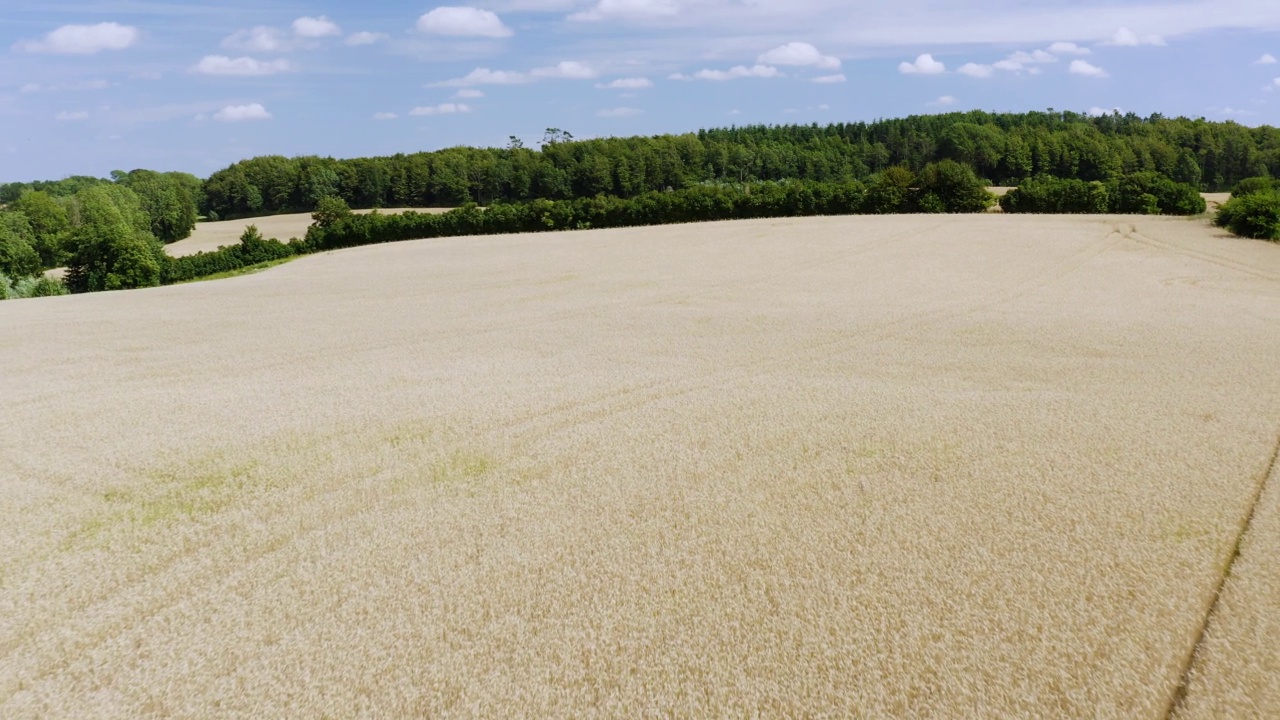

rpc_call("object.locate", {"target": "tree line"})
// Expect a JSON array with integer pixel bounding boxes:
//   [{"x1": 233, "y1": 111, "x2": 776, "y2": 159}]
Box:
[{"x1": 171, "y1": 111, "x2": 1277, "y2": 219}]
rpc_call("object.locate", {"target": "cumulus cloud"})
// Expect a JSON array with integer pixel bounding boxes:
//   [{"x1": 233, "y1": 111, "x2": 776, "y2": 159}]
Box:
[
  {"x1": 417, "y1": 7, "x2": 513, "y2": 37},
  {"x1": 597, "y1": 106, "x2": 642, "y2": 117},
  {"x1": 372, "y1": 112, "x2": 398, "y2": 120},
  {"x1": 929, "y1": 95, "x2": 957, "y2": 106},
  {"x1": 899, "y1": 54, "x2": 945, "y2": 75},
  {"x1": 1070, "y1": 59, "x2": 1109, "y2": 78},
  {"x1": 453, "y1": 88, "x2": 485, "y2": 98},
  {"x1": 1048, "y1": 41, "x2": 1091, "y2": 55},
  {"x1": 54, "y1": 110, "x2": 90, "y2": 121},
  {"x1": 811, "y1": 74, "x2": 846, "y2": 84},
  {"x1": 1255, "y1": 53, "x2": 1277, "y2": 65},
  {"x1": 433, "y1": 67, "x2": 529, "y2": 86},
  {"x1": 214, "y1": 103, "x2": 272, "y2": 122},
  {"x1": 569, "y1": 0, "x2": 679, "y2": 22},
  {"x1": 222, "y1": 27, "x2": 289, "y2": 53},
  {"x1": 1008, "y1": 50, "x2": 1056, "y2": 64},
  {"x1": 1104, "y1": 27, "x2": 1165, "y2": 46},
  {"x1": 757, "y1": 42, "x2": 840, "y2": 70},
  {"x1": 192, "y1": 55, "x2": 291, "y2": 76},
  {"x1": 293, "y1": 16, "x2": 341, "y2": 38},
  {"x1": 672, "y1": 65, "x2": 782, "y2": 81},
  {"x1": 596, "y1": 77, "x2": 653, "y2": 89},
  {"x1": 15, "y1": 22, "x2": 139, "y2": 54},
  {"x1": 346, "y1": 31, "x2": 388, "y2": 46},
  {"x1": 957, "y1": 63, "x2": 994, "y2": 78},
  {"x1": 410, "y1": 103, "x2": 472, "y2": 116},
  {"x1": 531, "y1": 61, "x2": 597, "y2": 79}
]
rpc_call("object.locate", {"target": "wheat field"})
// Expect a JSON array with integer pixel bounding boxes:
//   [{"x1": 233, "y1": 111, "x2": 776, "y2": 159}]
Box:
[
  {"x1": 166, "y1": 208, "x2": 452, "y2": 257},
  {"x1": 2, "y1": 214, "x2": 1279, "y2": 717}
]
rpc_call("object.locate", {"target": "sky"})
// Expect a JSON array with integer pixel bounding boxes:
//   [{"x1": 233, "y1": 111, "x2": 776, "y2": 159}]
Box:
[{"x1": 2, "y1": 0, "x2": 1280, "y2": 182}]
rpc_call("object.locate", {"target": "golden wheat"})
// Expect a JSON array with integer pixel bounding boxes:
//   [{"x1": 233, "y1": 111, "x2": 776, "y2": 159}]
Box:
[{"x1": 1, "y1": 214, "x2": 1278, "y2": 718}]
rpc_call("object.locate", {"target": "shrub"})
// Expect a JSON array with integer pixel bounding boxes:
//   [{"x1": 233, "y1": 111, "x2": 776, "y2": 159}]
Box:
[
  {"x1": 1109, "y1": 172, "x2": 1205, "y2": 215},
  {"x1": 1216, "y1": 191, "x2": 1280, "y2": 240},
  {"x1": 1230, "y1": 177, "x2": 1273, "y2": 198},
  {"x1": 1000, "y1": 177, "x2": 1110, "y2": 214},
  {"x1": 916, "y1": 160, "x2": 995, "y2": 213}
]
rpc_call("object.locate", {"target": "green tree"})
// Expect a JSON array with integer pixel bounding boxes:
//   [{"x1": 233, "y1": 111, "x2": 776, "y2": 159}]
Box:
[
  {"x1": 0, "y1": 212, "x2": 43, "y2": 278},
  {"x1": 9, "y1": 190, "x2": 71, "y2": 267},
  {"x1": 63, "y1": 185, "x2": 166, "y2": 293},
  {"x1": 117, "y1": 169, "x2": 199, "y2": 243}
]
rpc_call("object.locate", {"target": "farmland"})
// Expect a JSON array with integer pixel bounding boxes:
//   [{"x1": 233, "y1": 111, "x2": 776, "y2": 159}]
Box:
[{"x1": 1, "y1": 213, "x2": 1278, "y2": 717}]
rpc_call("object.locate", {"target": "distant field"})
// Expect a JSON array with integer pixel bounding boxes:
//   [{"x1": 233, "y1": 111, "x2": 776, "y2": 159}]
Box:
[
  {"x1": 166, "y1": 208, "x2": 453, "y2": 257},
  {"x1": 3, "y1": 214, "x2": 1279, "y2": 717}
]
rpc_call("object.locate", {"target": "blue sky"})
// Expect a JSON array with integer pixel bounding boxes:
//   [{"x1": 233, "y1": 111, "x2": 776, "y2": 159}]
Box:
[{"x1": 2, "y1": 0, "x2": 1279, "y2": 182}]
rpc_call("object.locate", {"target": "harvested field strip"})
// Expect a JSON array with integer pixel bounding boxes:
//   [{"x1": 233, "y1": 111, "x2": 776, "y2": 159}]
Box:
[{"x1": 1, "y1": 214, "x2": 1279, "y2": 717}]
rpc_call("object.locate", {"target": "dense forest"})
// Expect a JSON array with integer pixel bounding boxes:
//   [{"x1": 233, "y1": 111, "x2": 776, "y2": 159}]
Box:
[
  {"x1": 2, "y1": 109, "x2": 1278, "y2": 298},
  {"x1": 175, "y1": 111, "x2": 1280, "y2": 219}
]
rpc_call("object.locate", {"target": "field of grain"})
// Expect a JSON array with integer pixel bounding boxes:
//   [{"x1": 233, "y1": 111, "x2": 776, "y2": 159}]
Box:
[
  {"x1": 2, "y1": 214, "x2": 1278, "y2": 717},
  {"x1": 166, "y1": 208, "x2": 451, "y2": 257}
]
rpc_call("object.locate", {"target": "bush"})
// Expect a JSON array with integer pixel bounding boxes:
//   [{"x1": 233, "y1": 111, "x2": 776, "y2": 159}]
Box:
[
  {"x1": 916, "y1": 160, "x2": 995, "y2": 213},
  {"x1": 1217, "y1": 191, "x2": 1280, "y2": 240},
  {"x1": 1230, "y1": 177, "x2": 1273, "y2": 198},
  {"x1": 1109, "y1": 172, "x2": 1205, "y2": 215},
  {"x1": 1000, "y1": 177, "x2": 1110, "y2": 214}
]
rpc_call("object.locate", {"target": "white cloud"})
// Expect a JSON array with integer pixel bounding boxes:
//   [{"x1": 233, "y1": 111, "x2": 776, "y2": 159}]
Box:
[
  {"x1": 192, "y1": 55, "x2": 292, "y2": 76},
  {"x1": 674, "y1": 64, "x2": 782, "y2": 81},
  {"x1": 957, "y1": 63, "x2": 994, "y2": 78},
  {"x1": 214, "y1": 103, "x2": 272, "y2": 122},
  {"x1": 1087, "y1": 106, "x2": 1123, "y2": 117},
  {"x1": 372, "y1": 112, "x2": 398, "y2": 120},
  {"x1": 596, "y1": 77, "x2": 653, "y2": 89},
  {"x1": 811, "y1": 74, "x2": 846, "y2": 84},
  {"x1": 433, "y1": 67, "x2": 529, "y2": 86},
  {"x1": 1217, "y1": 107, "x2": 1258, "y2": 117},
  {"x1": 570, "y1": 0, "x2": 679, "y2": 22},
  {"x1": 993, "y1": 59, "x2": 1024, "y2": 71},
  {"x1": 929, "y1": 95, "x2": 957, "y2": 106},
  {"x1": 597, "y1": 106, "x2": 642, "y2": 117},
  {"x1": 1048, "y1": 41, "x2": 1091, "y2": 55},
  {"x1": 531, "y1": 61, "x2": 597, "y2": 79},
  {"x1": 899, "y1": 54, "x2": 945, "y2": 75},
  {"x1": 293, "y1": 16, "x2": 342, "y2": 38},
  {"x1": 14, "y1": 22, "x2": 139, "y2": 54},
  {"x1": 1255, "y1": 53, "x2": 1278, "y2": 65},
  {"x1": 453, "y1": 88, "x2": 485, "y2": 98},
  {"x1": 54, "y1": 111, "x2": 90, "y2": 121},
  {"x1": 222, "y1": 27, "x2": 287, "y2": 53},
  {"x1": 346, "y1": 31, "x2": 388, "y2": 46},
  {"x1": 1008, "y1": 49, "x2": 1056, "y2": 64},
  {"x1": 1070, "y1": 59, "x2": 1109, "y2": 78},
  {"x1": 757, "y1": 42, "x2": 840, "y2": 69},
  {"x1": 20, "y1": 83, "x2": 41, "y2": 94},
  {"x1": 410, "y1": 103, "x2": 472, "y2": 115},
  {"x1": 417, "y1": 7, "x2": 513, "y2": 37},
  {"x1": 1104, "y1": 27, "x2": 1165, "y2": 46}
]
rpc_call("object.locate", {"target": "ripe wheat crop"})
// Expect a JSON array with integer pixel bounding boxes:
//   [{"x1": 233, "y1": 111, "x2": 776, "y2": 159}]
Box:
[{"x1": 1, "y1": 214, "x2": 1278, "y2": 717}]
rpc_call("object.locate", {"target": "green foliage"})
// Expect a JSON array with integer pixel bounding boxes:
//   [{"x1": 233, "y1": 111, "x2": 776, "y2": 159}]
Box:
[
  {"x1": 9, "y1": 190, "x2": 72, "y2": 267},
  {"x1": 863, "y1": 167, "x2": 915, "y2": 214},
  {"x1": 116, "y1": 169, "x2": 199, "y2": 243},
  {"x1": 1108, "y1": 172, "x2": 1206, "y2": 215},
  {"x1": 190, "y1": 111, "x2": 1280, "y2": 219},
  {"x1": 311, "y1": 195, "x2": 353, "y2": 228},
  {"x1": 1000, "y1": 177, "x2": 1110, "y2": 213},
  {"x1": 1230, "y1": 176, "x2": 1274, "y2": 198},
  {"x1": 0, "y1": 211, "x2": 43, "y2": 278},
  {"x1": 916, "y1": 160, "x2": 995, "y2": 213},
  {"x1": 0, "y1": 272, "x2": 69, "y2": 301},
  {"x1": 63, "y1": 185, "x2": 166, "y2": 293},
  {"x1": 1216, "y1": 191, "x2": 1280, "y2": 240}
]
